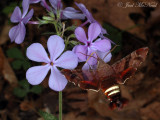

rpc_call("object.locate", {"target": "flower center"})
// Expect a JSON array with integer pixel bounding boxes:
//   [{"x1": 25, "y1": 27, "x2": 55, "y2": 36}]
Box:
[
  {"x1": 87, "y1": 41, "x2": 91, "y2": 47},
  {"x1": 50, "y1": 62, "x2": 54, "y2": 66}
]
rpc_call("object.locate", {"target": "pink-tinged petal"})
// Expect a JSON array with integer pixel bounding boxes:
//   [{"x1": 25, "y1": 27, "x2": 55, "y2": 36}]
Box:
[
  {"x1": 97, "y1": 51, "x2": 112, "y2": 63},
  {"x1": 22, "y1": 9, "x2": 34, "y2": 24},
  {"x1": 27, "y1": 43, "x2": 50, "y2": 63},
  {"x1": 47, "y1": 35, "x2": 65, "y2": 61},
  {"x1": 72, "y1": 45, "x2": 87, "y2": 61},
  {"x1": 49, "y1": 66, "x2": 68, "y2": 91},
  {"x1": 87, "y1": 48, "x2": 98, "y2": 65},
  {"x1": 91, "y1": 39, "x2": 111, "y2": 52},
  {"x1": 62, "y1": 7, "x2": 85, "y2": 20},
  {"x1": 22, "y1": 0, "x2": 30, "y2": 18},
  {"x1": 10, "y1": 7, "x2": 22, "y2": 23},
  {"x1": 30, "y1": 0, "x2": 41, "y2": 3},
  {"x1": 54, "y1": 51, "x2": 78, "y2": 69},
  {"x1": 15, "y1": 22, "x2": 26, "y2": 44},
  {"x1": 9, "y1": 25, "x2": 19, "y2": 42},
  {"x1": 75, "y1": 27, "x2": 87, "y2": 43},
  {"x1": 88, "y1": 23, "x2": 101, "y2": 42},
  {"x1": 26, "y1": 64, "x2": 51, "y2": 85}
]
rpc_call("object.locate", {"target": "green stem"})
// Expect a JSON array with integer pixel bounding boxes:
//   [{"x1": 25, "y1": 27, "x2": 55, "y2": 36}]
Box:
[
  {"x1": 59, "y1": 91, "x2": 62, "y2": 120},
  {"x1": 53, "y1": 22, "x2": 60, "y2": 35}
]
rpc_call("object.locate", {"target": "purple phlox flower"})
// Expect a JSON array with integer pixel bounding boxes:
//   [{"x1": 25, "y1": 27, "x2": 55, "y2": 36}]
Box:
[
  {"x1": 30, "y1": 0, "x2": 51, "y2": 11},
  {"x1": 75, "y1": 2, "x2": 116, "y2": 45},
  {"x1": 72, "y1": 23, "x2": 112, "y2": 70},
  {"x1": 9, "y1": 0, "x2": 34, "y2": 44},
  {"x1": 49, "y1": 0, "x2": 85, "y2": 20},
  {"x1": 75, "y1": 2, "x2": 107, "y2": 35},
  {"x1": 26, "y1": 35, "x2": 78, "y2": 91}
]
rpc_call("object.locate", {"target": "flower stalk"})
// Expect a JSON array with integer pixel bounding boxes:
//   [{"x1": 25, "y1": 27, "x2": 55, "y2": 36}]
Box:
[{"x1": 59, "y1": 91, "x2": 62, "y2": 120}]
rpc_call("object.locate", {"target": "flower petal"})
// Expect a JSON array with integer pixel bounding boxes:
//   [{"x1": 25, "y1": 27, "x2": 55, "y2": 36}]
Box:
[
  {"x1": 22, "y1": 0, "x2": 30, "y2": 18},
  {"x1": 91, "y1": 39, "x2": 111, "y2": 52},
  {"x1": 49, "y1": 0, "x2": 62, "y2": 10},
  {"x1": 10, "y1": 7, "x2": 22, "y2": 23},
  {"x1": 75, "y1": 27, "x2": 87, "y2": 43},
  {"x1": 97, "y1": 51, "x2": 112, "y2": 63},
  {"x1": 9, "y1": 25, "x2": 19, "y2": 42},
  {"x1": 82, "y1": 63, "x2": 90, "y2": 70},
  {"x1": 88, "y1": 23, "x2": 101, "y2": 42},
  {"x1": 75, "y1": 2, "x2": 95, "y2": 23},
  {"x1": 62, "y1": 7, "x2": 85, "y2": 20},
  {"x1": 47, "y1": 35, "x2": 65, "y2": 61},
  {"x1": 55, "y1": 51, "x2": 78, "y2": 69},
  {"x1": 30, "y1": 0, "x2": 41, "y2": 3},
  {"x1": 87, "y1": 48, "x2": 98, "y2": 65},
  {"x1": 27, "y1": 43, "x2": 50, "y2": 63},
  {"x1": 22, "y1": 9, "x2": 34, "y2": 24},
  {"x1": 72, "y1": 45, "x2": 87, "y2": 61},
  {"x1": 82, "y1": 62, "x2": 97, "y2": 70},
  {"x1": 49, "y1": 66, "x2": 68, "y2": 91},
  {"x1": 15, "y1": 22, "x2": 26, "y2": 44},
  {"x1": 26, "y1": 64, "x2": 51, "y2": 85}
]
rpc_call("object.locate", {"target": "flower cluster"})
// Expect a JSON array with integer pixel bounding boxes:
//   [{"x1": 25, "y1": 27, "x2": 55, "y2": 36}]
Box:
[
  {"x1": 9, "y1": 0, "x2": 113, "y2": 91},
  {"x1": 73, "y1": 23, "x2": 111, "y2": 69},
  {"x1": 9, "y1": 0, "x2": 33, "y2": 44}
]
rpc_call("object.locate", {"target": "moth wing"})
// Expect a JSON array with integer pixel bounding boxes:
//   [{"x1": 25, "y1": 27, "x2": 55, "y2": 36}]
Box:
[
  {"x1": 111, "y1": 47, "x2": 149, "y2": 84},
  {"x1": 61, "y1": 69, "x2": 100, "y2": 91}
]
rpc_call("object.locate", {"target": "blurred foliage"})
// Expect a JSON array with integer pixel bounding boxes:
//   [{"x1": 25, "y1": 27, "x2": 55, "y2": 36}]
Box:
[
  {"x1": 39, "y1": 110, "x2": 58, "y2": 120},
  {"x1": 6, "y1": 47, "x2": 31, "y2": 70},
  {"x1": 2, "y1": 2, "x2": 21, "y2": 15},
  {"x1": 14, "y1": 79, "x2": 43, "y2": 98},
  {"x1": 103, "y1": 23, "x2": 122, "y2": 55}
]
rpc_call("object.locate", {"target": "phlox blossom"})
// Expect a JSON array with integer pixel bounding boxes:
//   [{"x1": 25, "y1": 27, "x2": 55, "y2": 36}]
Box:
[{"x1": 26, "y1": 35, "x2": 78, "y2": 91}]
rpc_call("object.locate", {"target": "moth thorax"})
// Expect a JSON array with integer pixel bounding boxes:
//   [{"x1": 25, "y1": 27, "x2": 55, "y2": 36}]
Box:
[{"x1": 104, "y1": 85, "x2": 120, "y2": 98}]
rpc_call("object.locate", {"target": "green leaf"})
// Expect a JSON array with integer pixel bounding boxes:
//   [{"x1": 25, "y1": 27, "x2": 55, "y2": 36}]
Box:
[
  {"x1": 70, "y1": 40, "x2": 79, "y2": 46},
  {"x1": 2, "y1": 2, "x2": 17, "y2": 15},
  {"x1": 39, "y1": 110, "x2": 58, "y2": 120},
  {"x1": 6, "y1": 47, "x2": 24, "y2": 59},
  {"x1": 103, "y1": 23, "x2": 122, "y2": 54},
  {"x1": 19, "y1": 80, "x2": 30, "y2": 90},
  {"x1": 11, "y1": 60, "x2": 23, "y2": 70},
  {"x1": 30, "y1": 85, "x2": 43, "y2": 94},
  {"x1": 13, "y1": 88, "x2": 27, "y2": 98},
  {"x1": 22, "y1": 60, "x2": 31, "y2": 70},
  {"x1": 66, "y1": 25, "x2": 76, "y2": 31}
]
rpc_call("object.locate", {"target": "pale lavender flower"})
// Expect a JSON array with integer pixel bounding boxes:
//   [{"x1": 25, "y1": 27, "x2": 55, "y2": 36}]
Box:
[
  {"x1": 73, "y1": 23, "x2": 111, "y2": 69},
  {"x1": 26, "y1": 35, "x2": 78, "y2": 91},
  {"x1": 49, "y1": 0, "x2": 85, "y2": 19},
  {"x1": 9, "y1": 0, "x2": 34, "y2": 44}
]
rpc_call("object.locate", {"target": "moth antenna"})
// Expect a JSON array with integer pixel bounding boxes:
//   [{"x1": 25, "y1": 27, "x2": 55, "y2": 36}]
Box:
[
  {"x1": 103, "y1": 45, "x2": 120, "y2": 60},
  {"x1": 86, "y1": 52, "x2": 98, "y2": 63},
  {"x1": 78, "y1": 52, "x2": 98, "y2": 69},
  {"x1": 77, "y1": 52, "x2": 98, "y2": 60}
]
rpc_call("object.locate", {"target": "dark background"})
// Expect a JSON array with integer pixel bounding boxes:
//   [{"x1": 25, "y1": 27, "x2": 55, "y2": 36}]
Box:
[{"x1": 0, "y1": 0, "x2": 160, "y2": 120}]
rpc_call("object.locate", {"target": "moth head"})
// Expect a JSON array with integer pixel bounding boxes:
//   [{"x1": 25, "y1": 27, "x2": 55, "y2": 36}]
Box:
[{"x1": 109, "y1": 97, "x2": 128, "y2": 110}]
